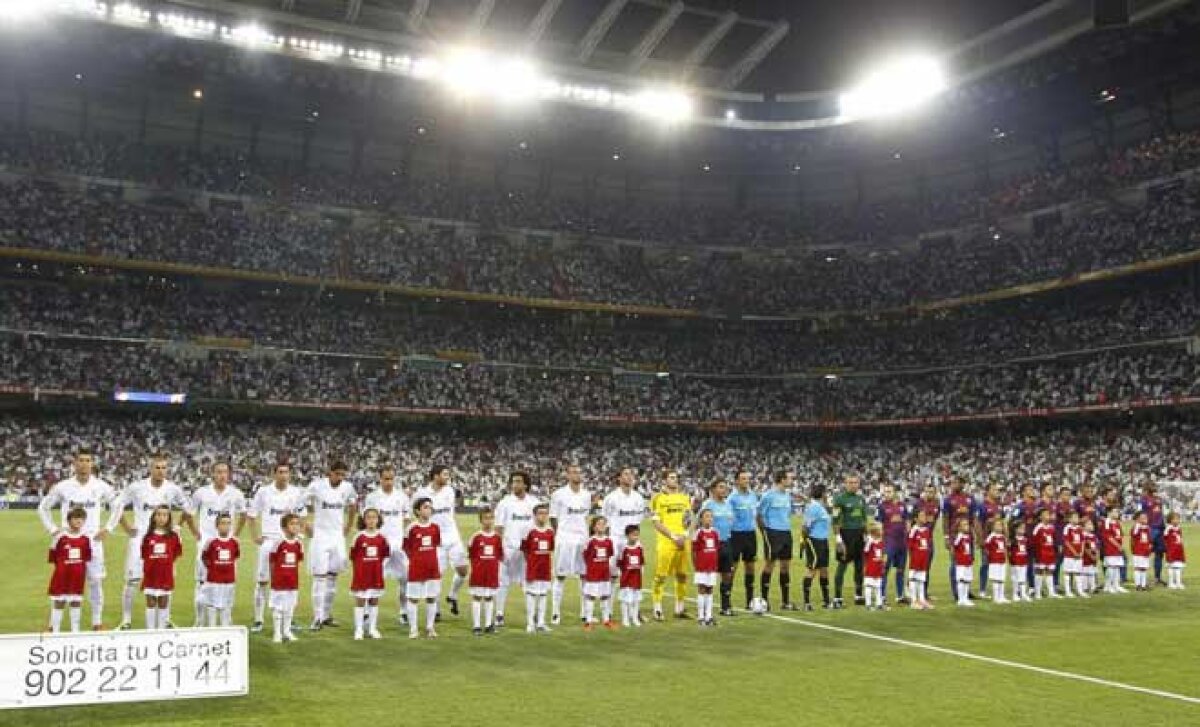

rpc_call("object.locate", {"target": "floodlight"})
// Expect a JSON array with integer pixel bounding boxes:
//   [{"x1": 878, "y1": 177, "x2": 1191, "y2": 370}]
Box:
[
  {"x1": 838, "y1": 54, "x2": 947, "y2": 120},
  {"x1": 0, "y1": 0, "x2": 53, "y2": 23},
  {"x1": 629, "y1": 88, "x2": 693, "y2": 122}
]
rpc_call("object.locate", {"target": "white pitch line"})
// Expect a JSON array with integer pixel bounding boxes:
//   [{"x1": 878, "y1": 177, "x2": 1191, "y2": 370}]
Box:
[{"x1": 757, "y1": 611, "x2": 1200, "y2": 706}]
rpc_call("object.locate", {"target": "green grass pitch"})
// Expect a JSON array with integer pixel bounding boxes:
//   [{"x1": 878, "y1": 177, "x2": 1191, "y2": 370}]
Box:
[{"x1": 0, "y1": 512, "x2": 1197, "y2": 726}]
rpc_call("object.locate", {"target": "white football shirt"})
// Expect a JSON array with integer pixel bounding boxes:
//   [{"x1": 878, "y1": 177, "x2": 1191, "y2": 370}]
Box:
[
  {"x1": 107, "y1": 479, "x2": 189, "y2": 536},
  {"x1": 38, "y1": 476, "x2": 116, "y2": 535},
  {"x1": 364, "y1": 487, "x2": 411, "y2": 540},
  {"x1": 249, "y1": 484, "x2": 307, "y2": 539},
  {"x1": 188, "y1": 484, "x2": 249, "y2": 541},
  {"x1": 306, "y1": 477, "x2": 357, "y2": 537},
  {"x1": 494, "y1": 493, "x2": 540, "y2": 547},
  {"x1": 550, "y1": 486, "x2": 592, "y2": 540},
  {"x1": 412, "y1": 484, "x2": 460, "y2": 544},
  {"x1": 602, "y1": 488, "x2": 647, "y2": 540}
]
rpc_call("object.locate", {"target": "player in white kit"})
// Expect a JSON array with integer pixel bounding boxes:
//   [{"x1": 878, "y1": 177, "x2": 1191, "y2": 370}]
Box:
[
  {"x1": 247, "y1": 463, "x2": 308, "y2": 632},
  {"x1": 549, "y1": 464, "x2": 593, "y2": 625},
  {"x1": 186, "y1": 462, "x2": 248, "y2": 626},
  {"x1": 38, "y1": 449, "x2": 116, "y2": 629},
  {"x1": 105, "y1": 453, "x2": 189, "y2": 630},
  {"x1": 363, "y1": 465, "x2": 411, "y2": 624},
  {"x1": 493, "y1": 471, "x2": 540, "y2": 627},
  {"x1": 603, "y1": 466, "x2": 647, "y2": 571},
  {"x1": 305, "y1": 462, "x2": 358, "y2": 630},
  {"x1": 412, "y1": 465, "x2": 468, "y2": 618}
]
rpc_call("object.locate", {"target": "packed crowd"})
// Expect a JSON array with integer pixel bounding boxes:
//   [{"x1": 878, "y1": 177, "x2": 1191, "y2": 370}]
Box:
[
  {"x1": 5, "y1": 120, "x2": 1200, "y2": 250},
  {"x1": 3, "y1": 171, "x2": 1200, "y2": 313},
  {"x1": 5, "y1": 413, "x2": 1198, "y2": 507},
  {"x1": 3, "y1": 329, "x2": 1196, "y2": 422},
  {"x1": 1, "y1": 272, "x2": 1196, "y2": 373}
]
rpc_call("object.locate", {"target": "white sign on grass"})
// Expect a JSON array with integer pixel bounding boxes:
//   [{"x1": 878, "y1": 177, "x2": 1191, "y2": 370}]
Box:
[{"x1": 0, "y1": 627, "x2": 248, "y2": 710}]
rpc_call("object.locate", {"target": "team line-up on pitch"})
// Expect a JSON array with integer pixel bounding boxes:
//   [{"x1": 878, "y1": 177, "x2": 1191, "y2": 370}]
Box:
[{"x1": 39, "y1": 452, "x2": 1189, "y2": 642}]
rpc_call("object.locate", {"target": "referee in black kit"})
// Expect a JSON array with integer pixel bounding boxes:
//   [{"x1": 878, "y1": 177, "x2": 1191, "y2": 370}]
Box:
[{"x1": 832, "y1": 473, "x2": 869, "y2": 608}]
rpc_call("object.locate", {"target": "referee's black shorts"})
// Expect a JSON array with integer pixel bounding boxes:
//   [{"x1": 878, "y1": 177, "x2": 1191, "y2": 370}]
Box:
[
  {"x1": 763, "y1": 528, "x2": 793, "y2": 561},
  {"x1": 805, "y1": 538, "x2": 830, "y2": 569},
  {"x1": 837, "y1": 528, "x2": 865, "y2": 564},
  {"x1": 729, "y1": 530, "x2": 758, "y2": 563},
  {"x1": 718, "y1": 541, "x2": 736, "y2": 575}
]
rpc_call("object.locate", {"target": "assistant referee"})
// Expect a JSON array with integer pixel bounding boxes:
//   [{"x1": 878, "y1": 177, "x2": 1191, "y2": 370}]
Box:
[
  {"x1": 832, "y1": 474, "x2": 868, "y2": 609},
  {"x1": 802, "y1": 484, "x2": 832, "y2": 611}
]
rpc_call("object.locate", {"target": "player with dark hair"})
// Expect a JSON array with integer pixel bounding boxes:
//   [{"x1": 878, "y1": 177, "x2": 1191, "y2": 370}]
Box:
[
  {"x1": 700, "y1": 478, "x2": 736, "y2": 616},
  {"x1": 802, "y1": 483, "x2": 832, "y2": 611},
  {"x1": 942, "y1": 476, "x2": 976, "y2": 601},
  {"x1": 832, "y1": 473, "x2": 868, "y2": 608},
  {"x1": 728, "y1": 469, "x2": 760, "y2": 610},
  {"x1": 757, "y1": 471, "x2": 797, "y2": 611}
]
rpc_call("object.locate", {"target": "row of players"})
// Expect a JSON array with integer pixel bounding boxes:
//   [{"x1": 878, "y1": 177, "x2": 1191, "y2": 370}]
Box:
[{"x1": 37, "y1": 451, "x2": 1190, "y2": 637}]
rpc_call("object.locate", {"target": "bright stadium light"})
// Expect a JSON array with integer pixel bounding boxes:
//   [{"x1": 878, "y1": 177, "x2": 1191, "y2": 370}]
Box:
[
  {"x1": 838, "y1": 53, "x2": 947, "y2": 121},
  {"x1": 628, "y1": 88, "x2": 693, "y2": 123},
  {"x1": 0, "y1": 0, "x2": 54, "y2": 23}
]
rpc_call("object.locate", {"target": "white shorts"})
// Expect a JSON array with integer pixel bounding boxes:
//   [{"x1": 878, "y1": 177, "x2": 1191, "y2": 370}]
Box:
[
  {"x1": 1083, "y1": 565, "x2": 1098, "y2": 576},
  {"x1": 309, "y1": 535, "x2": 348, "y2": 576},
  {"x1": 864, "y1": 577, "x2": 882, "y2": 590},
  {"x1": 269, "y1": 589, "x2": 298, "y2": 611},
  {"x1": 1062, "y1": 557, "x2": 1082, "y2": 575},
  {"x1": 955, "y1": 565, "x2": 974, "y2": 583},
  {"x1": 438, "y1": 539, "x2": 468, "y2": 572},
  {"x1": 405, "y1": 580, "x2": 441, "y2": 600},
  {"x1": 582, "y1": 581, "x2": 612, "y2": 599},
  {"x1": 470, "y1": 587, "x2": 498, "y2": 599},
  {"x1": 124, "y1": 537, "x2": 144, "y2": 581},
  {"x1": 194, "y1": 540, "x2": 210, "y2": 584},
  {"x1": 499, "y1": 547, "x2": 526, "y2": 589},
  {"x1": 554, "y1": 537, "x2": 586, "y2": 578},
  {"x1": 383, "y1": 534, "x2": 408, "y2": 580},
  {"x1": 1132, "y1": 555, "x2": 1150, "y2": 570},
  {"x1": 1104, "y1": 555, "x2": 1125, "y2": 568},
  {"x1": 204, "y1": 583, "x2": 236, "y2": 609},
  {"x1": 1169, "y1": 561, "x2": 1185, "y2": 570},
  {"x1": 352, "y1": 589, "x2": 385, "y2": 600},
  {"x1": 87, "y1": 536, "x2": 106, "y2": 580},
  {"x1": 618, "y1": 587, "x2": 642, "y2": 604},
  {"x1": 143, "y1": 588, "x2": 172, "y2": 598},
  {"x1": 256, "y1": 538, "x2": 281, "y2": 583},
  {"x1": 693, "y1": 572, "x2": 718, "y2": 588},
  {"x1": 909, "y1": 570, "x2": 927, "y2": 583},
  {"x1": 49, "y1": 595, "x2": 82, "y2": 604},
  {"x1": 611, "y1": 540, "x2": 629, "y2": 578},
  {"x1": 988, "y1": 563, "x2": 1007, "y2": 582},
  {"x1": 524, "y1": 580, "x2": 550, "y2": 596}
]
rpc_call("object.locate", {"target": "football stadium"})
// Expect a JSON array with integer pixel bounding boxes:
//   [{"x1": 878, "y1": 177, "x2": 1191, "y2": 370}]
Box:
[{"x1": 1, "y1": 0, "x2": 1199, "y2": 724}]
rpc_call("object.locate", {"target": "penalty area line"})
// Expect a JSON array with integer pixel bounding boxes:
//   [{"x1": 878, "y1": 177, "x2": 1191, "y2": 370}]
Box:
[{"x1": 758, "y1": 611, "x2": 1200, "y2": 706}]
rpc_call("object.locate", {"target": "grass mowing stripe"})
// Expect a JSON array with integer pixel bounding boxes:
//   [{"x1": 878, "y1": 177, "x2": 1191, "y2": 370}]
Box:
[{"x1": 757, "y1": 610, "x2": 1200, "y2": 706}]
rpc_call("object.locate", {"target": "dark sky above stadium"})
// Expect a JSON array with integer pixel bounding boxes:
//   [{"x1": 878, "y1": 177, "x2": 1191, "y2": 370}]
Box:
[{"x1": 665, "y1": 0, "x2": 1048, "y2": 92}]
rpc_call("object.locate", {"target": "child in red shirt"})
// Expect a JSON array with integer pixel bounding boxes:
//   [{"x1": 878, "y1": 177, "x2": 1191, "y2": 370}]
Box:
[
  {"x1": 1164, "y1": 513, "x2": 1186, "y2": 590},
  {"x1": 1102, "y1": 511, "x2": 1127, "y2": 594},
  {"x1": 1081, "y1": 519, "x2": 1099, "y2": 597},
  {"x1": 952, "y1": 520, "x2": 975, "y2": 608},
  {"x1": 351, "y1": 508, "x2": 390, "y2": 641},
  {"x1": 142, "y1": 505, "x2": 183, "y2": 630},
  {"x1": 863, "y1": 522, "x2": 886, "y2": 611},
  {"x1": 1009, "y1": 521, "x2": 1031, "y2": 602},
  {"x1": 1130, "y1": 511, "x2": 1153, "y2": 590},
  {"x1": 1061, "y1": 512, "x2": 1086, "y2": 599},
  {"x1": 692, "y1": 510, "x2": 721, "y2": 627},
  {"x1": 616, "y1": 524, "x2": 645, "y2": 627},
  {"x1": 582, "y1": 516, "x2": 616, "y2": 631},
  {"x1": 983, "y1": 519, "x2": 1008, "y2": 604},
  {"x1": 403, "y1": 498, "x2": 442, "y2": 639},
  {"x1": 1032, "y1": 509, "x2": 1060, "y2": 599},
  {"x1": 907, "y1": 510, "x2": 933, "y2": 610},
  {"x1": 200, "y1": 513, "x2": 240, "y2": 627},
  {"x1": 48, "y1": 508, "x2": 92, "y2": 633},
  {"x1": 467, "y1": 509, "x2": 503, "y2": 635},
  {"x1": 270, "y1": 513, "x2": 305, "y2": 643},
  {"x1": 521, "y1": 504, "x2": 555, "y2": 634}
]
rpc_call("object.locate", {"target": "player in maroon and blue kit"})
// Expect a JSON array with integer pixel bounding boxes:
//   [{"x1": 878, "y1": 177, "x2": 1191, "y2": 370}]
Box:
[
  {"x1": 1053, "y1": 487, "x2": 1074, "y2": 587},
  {"x1": 974, "y1": 483, "x2": 1003, "y2": 597},
  {"x1": 916, "y1": 484, "x2": 940, "y2": 601},
  {"x1": 1014, "y1": 484, "x2": 1040, "y2": 588},
  {"x1": 1139, "y1": 481, "x2": 1167, "y2": 586},
  {"x1": 941, "y1": 477, "x2": 976, "y2": 601},
  {"x1": 875, "y1": 482, "x2": 910, "y2": 604}
]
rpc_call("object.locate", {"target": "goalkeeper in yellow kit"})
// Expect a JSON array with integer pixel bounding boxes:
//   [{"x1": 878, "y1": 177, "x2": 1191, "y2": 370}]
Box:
[{"x1": 650, "y1": 469, "x2": 693, "y2": 621}]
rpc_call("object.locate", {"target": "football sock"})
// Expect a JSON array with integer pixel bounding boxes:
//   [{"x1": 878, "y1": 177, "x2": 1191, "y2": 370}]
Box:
[
  {"x1": 426, "y1": 601, "x2": 437, "y2": 630},
  {"x1": 69, "y1": 605, "x2": 81, "y2": 632},
  {"x1": 406, "y1": 601, "x2": 419, "y2": 631},
  {"x1": 601, "y1": 598, "x2": 611, "y2": 623},
  {"x1": 283, "y1": 605, "x2": 295, "y2": 635},
  {"x1": 254, "y1": 584, "x2": 267, "y2": 623},
  {"x1": 194, "y1": 581, "x2": 206, "y2": 626},
  {"x1": 484, "y1": 600, "x2": 494, "y2": 628},
  {"x1": 802, "y1": 576, "x2": 813, "y2": 604},
  {"x1": 312, "y1": 578, "x2": 327, "y2": 622},
  {"x1": 584, "y1": 599, "x2": 595, "y2": 624},
  {"x1": 355, "y1": 605, "x2": 365, "y2": 632},
  {"x1": 324, "y1": 577, "x2": 337, "y2": 620},
  {"x1": 536, "y1": 595, "x2": 548, "y2": 626},
  {"x1": 472, "y1": 600, "x2": 482, "y2": 629},
  {"x1": 525, "y1": 594, "x2": 537, "y2": 626},
  {"x1": 272, "y1": 609, "x2": 283, "y2": 639},
  {"x1": 49, "y1": 607, "x2": 63, "y2": 633},
  {"x1": 673, "y1": 579, "x2": 688, "y2": 611},
  {"x1": 122, "y1": 581, "x2": 137, "y2": 624},
  {"x1": 780, "y1": 573, "x2": 791, "y2": 604},
  {"x1": 993, "y1": 582, "x2": 1004, "y2": 601},
  {"x1": 450, "y1": 574, "x2": 466, "y2": 600},
  {"x1": 88, "y1": 579, "x2": 104, "y2": 626},
  {"x1": 552, "y1": 579, "x2": 565, "y2": 618},
  {"x1": 496, "y1": 585, "x2": 509, "y2": 617},
  {"x1": 760, "y1": 573, "x2": 772, "y2": 601},
  {"x1": 369, "y1": 605, "x2": 379, "y2": 631},
  {"x1": 819, "y1": 577, "x2": 830, "y2": 605},
  {"x1": 743, "y1": 572, "x2": 755, "y2": 605},
  {"x1": 834, "y1": 562, "x2": 847, "y2": 599},
  {"x1": 158, "y1": 607, "x2": 170, "y2": 628},
  {"x1": 145, "y1": 606, "x2": 157, "y2": 630},
  {"x1": 719, "y1": 581, "x2": 732, "y2": 611}
]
